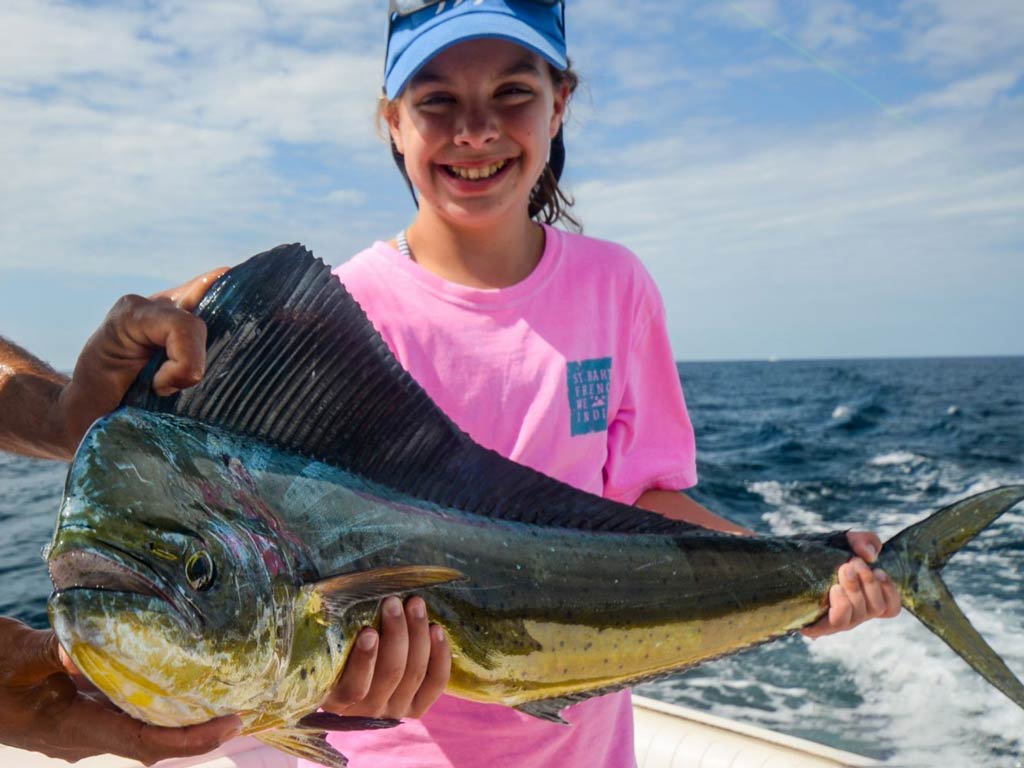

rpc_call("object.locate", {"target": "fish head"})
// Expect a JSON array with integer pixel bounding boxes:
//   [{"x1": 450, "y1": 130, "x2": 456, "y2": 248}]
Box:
[{"x1": 47, "y1": 409, "x2": 313, "y2": 725}]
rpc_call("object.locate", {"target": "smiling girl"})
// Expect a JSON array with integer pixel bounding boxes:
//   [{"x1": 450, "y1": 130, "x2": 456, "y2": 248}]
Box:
[{"x1": 303, "y1": 2, "x2": 900, "y2": 766}]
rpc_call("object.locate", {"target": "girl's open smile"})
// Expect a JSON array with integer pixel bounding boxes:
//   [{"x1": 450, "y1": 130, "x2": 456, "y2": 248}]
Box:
[{"x1": 443, "y1": 159, "x2": 513, "y2": 182}]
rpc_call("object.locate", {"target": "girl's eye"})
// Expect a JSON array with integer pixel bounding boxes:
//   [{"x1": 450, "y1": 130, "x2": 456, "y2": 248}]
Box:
[
  {"x1": 499, "y1": 85, "x2": 533, "y2": 99},
  {"x1": 417, "y1": 93, "x2": 455, "y2": 107},
  {"x1": 185, "y1": 550, "x2": 216, "y2": 592}
]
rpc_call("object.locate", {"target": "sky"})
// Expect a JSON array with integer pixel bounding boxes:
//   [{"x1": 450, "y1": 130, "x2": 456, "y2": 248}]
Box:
[{"x1": 1, "y1": 0, "x2": 1022, "y2": 368}]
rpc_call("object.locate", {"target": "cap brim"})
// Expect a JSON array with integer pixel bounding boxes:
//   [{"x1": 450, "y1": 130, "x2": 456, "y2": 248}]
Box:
[{"x1": 386, "y1": 13, "x2": 567, "y2": 99}]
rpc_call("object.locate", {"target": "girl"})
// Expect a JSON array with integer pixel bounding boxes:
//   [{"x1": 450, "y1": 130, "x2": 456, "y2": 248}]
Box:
[{"x1": 306, "y1": 1, "x2": 900, "y2": 765}]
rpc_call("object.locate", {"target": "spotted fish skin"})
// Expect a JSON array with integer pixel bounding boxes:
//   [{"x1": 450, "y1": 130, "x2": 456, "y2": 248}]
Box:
[
  {"x1": 45, "y1": 246, "x2": 1024, "y2": 766},
  {"x1": 50, "y1": 406, "x2": 851, "y2": 724}
]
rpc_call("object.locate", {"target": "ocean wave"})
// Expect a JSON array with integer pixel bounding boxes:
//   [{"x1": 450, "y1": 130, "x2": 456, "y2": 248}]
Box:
[
  {"x1": 869, "y1": 450, "x2": 928, "y2": 468},
  {"x1": 748, "y1": 480, "x2": 831, "y2": 534},
  {"x1": 828, "y1": 400, "x2": 889, "y2": 433},
  {"x1": 805, "y1": 608, "x2": 1024, "y2": 766}
]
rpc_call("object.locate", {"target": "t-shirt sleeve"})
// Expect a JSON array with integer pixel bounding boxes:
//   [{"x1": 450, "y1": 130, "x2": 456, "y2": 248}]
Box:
[{"x1": 602, "y1": 275, "x2": 698, "y2": 504}]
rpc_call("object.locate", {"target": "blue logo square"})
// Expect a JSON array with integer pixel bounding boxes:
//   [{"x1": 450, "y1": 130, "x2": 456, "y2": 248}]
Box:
[{"x1": 567, "y1": 357, "x2": 612, "y2": 436}]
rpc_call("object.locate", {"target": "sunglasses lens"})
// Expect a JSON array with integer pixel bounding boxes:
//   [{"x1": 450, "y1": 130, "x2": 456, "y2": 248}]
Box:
[
  {"x1": 391, "y1": 0, "x2": 432, "y2": 14},
  {"x1": 392, "y1": 0, "x2": 560, "y2": 18}
]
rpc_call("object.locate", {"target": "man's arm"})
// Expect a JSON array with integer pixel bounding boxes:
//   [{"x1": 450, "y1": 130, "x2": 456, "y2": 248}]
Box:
[
  {"x1": 0, "y1": 338, "x2": 68, "y2": 459},
  {"x1": 0, "y1": 269, "x2": 226, "y2": 461}
]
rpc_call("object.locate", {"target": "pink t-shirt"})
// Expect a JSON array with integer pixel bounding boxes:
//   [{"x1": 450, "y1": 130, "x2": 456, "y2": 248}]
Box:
[{"x1": 302, "y1": 224, "x2": 697, "y2": 768}]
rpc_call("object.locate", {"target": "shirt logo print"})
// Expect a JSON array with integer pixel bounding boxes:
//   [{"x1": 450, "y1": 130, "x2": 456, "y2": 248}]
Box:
[{"x1": 567, "y1": 357, "x2": 612, "y2": 436}]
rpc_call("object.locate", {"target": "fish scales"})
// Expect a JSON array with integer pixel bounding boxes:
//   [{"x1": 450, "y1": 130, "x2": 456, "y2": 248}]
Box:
[
  {"x1": 61, "y1": 408, "x2": 848, "y2": 710},
  {"x1": 46, "y1": 245, "x2": 1024, "y2": 768}
]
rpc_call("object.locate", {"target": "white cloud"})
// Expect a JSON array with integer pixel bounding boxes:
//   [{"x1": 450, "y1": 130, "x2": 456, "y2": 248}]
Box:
[
  {"x1": 709, "y1": 0, "x2": 783, "y2": 30},
  {"x1": 324, "y1": 188, "x2": 367, "y2": 206},
  {"x1": 0, "y1": 1, "x2": 158, "y2": 85},
  {"x1": 570, "y1": 105, "x2": 1024, "y2": 357},
  {"x1": 0, "y1": 0, "x2": 389, "y2": 279},
  {"x1": 0, "y1": 1, "x2": 1021, "y2": 362},
  {"x1": 905, "y1": 70, "x2": 1022, "y2": 113},
  {"x1": 902, "y1": 0, "x2": 1024, "y2": 72},
  {"x1": 799, "y1": 0, "x2": 875, "y2": 51}
]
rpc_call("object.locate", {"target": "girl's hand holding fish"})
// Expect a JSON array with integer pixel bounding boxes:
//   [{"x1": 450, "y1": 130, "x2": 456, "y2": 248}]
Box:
[
  {"x1": 321, "y1": 596, "x2": 451, "y2": 720},
  {"x1": 801, "y1": 532, "x2": 902, "y2": 639}
]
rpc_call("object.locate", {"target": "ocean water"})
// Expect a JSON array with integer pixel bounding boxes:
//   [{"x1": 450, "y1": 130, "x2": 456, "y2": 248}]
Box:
[
  {"x1": 2, "y1": 356, "x2": 1022, "y2": 766},
  {"x1": 639, "y1": 356, "x2": 1024, "y2": 767}
]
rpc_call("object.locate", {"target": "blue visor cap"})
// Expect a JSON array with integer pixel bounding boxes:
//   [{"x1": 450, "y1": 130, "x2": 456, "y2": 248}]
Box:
[{"x1": 386, "y1": 0, "x2": 567, "y2": 100}]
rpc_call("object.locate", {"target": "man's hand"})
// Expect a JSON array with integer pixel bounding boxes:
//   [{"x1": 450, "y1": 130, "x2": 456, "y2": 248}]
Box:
[
  {"x1": 321, "y1": 597, "x2": 450, "y2": 719},
  {"x1": 53, "y1": 268, "x2": 229, "y2": 457},
  {"x1": 0, "y1": 618, "x2": 241, "y2": 764},
  {"x1": 801, "y1": 531, "x2": 902, "y2": 639}
]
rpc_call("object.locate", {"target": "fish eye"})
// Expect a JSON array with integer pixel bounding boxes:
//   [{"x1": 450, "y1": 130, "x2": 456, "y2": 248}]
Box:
[{"x1": 185, "y1": 550, "x2": 216, "y2": 592}]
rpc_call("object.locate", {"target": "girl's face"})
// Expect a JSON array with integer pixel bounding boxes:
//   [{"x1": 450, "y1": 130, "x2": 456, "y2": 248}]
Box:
[{"x1": 388, "y1": 38, "x2": 569, "y2": 230}]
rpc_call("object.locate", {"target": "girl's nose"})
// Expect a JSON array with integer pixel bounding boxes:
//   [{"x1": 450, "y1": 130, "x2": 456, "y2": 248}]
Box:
[{"x1": 453, "y1": 105, "x2": 498, "y2": 148}]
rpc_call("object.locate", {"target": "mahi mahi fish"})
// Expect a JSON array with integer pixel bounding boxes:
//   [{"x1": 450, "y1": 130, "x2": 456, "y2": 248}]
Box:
[{"x1": 46, "y1": 245, "x2": 1024, "y2": 767}]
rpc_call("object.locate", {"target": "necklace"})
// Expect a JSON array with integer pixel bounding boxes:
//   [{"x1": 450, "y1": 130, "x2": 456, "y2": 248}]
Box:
[{"x1": 396, "y1": 230, "x2": 412, "y2": 260}]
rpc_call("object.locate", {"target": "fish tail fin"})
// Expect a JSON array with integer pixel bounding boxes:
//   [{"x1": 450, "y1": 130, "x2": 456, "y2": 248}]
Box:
[{"x1": 879, "y1": 485, "x2": 1024, "y2": 708}]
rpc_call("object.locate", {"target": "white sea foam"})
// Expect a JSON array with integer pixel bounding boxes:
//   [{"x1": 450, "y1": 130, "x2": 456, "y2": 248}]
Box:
[
  {"x1": 748, "y1": 480, "x2": 830, "y2": 534},
  {"x1": 805, "y1": 592, "x2": 1024, "y2": 766},
  {"x1": 738, "y1": 470, "x2": 1024, "y2": 765},
  {"x1": 869, "y1": 451, "x2": 926, "y2": 467}
]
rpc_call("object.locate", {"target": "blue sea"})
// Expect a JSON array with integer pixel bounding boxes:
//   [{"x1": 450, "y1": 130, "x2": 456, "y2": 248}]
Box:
[{"x1": 2, "y1": 356, "x2": 1022, "y2": 767}]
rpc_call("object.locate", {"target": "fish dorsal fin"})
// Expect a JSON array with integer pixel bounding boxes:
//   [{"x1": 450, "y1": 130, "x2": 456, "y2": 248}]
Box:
[{"x1": 123, "y1": 244, "x2": 696, "y2": 536}]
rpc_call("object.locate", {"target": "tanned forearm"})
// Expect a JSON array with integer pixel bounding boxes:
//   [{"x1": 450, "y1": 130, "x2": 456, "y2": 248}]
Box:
[
  {"x1": 0, "y1": 337, "x2": 72, "y2": 460},
  {"x1": 634, "y1": 489, "x2": 753, "y2": 535},
  {"x1": 0, "y1": 269, "x2": 227, "y2": 464}
]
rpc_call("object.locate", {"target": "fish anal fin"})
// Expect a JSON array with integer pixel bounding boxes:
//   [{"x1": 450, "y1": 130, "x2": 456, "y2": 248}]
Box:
[
  {"x1": 309, "y1": 565, "x2": 465, "y2": 622},
  {"x1": 255, "y1": 726, "x2": 348, "y2": 768},
  {"x1": 514, "y1": 698, "x2": 575, "y2": 724}
]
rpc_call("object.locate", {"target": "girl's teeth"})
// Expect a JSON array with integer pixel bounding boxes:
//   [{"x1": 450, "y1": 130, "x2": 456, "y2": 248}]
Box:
[{"x1": 449, "y1": 161, "x2": 507, "y2": 180}]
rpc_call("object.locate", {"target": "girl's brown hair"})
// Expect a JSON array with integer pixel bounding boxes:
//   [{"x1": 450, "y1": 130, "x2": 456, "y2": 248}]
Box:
[
  {"x1": 379, "y1": 60, "x2": 582, "y2": 232},
  {"x1": 529, "y1": 62, "x2": 580, "y2": 232}
]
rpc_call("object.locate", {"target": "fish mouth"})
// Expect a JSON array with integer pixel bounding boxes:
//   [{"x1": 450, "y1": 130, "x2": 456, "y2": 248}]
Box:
[
  {"x1": 48, "y1": 545, "x2": 202, "y2": 633},
  {"x1": 49, "y1": 549, "x2": 165, "y2": 598}
]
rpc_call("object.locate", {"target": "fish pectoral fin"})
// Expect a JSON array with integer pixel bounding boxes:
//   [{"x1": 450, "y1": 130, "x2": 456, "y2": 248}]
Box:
[
  {"x1": 297, "y1": 711, "x2": 401, "y2": 731},
  {"x1": 309, "y1": 565, "x2": 466, "y2": 622},
  {"x1": 255, "y1": 725, "x2": 350, "y2": 768}
]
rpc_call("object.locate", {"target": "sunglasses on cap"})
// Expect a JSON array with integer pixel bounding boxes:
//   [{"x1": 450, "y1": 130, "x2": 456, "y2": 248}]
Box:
[
  {"x1": 388, "y1": 0, "x2": 562, "y2": 19},
  {"x1": 385, "y1": 0, "x2": 567, "y2": 99},
  {"x1": 386, "y1": 0, "x2": 565, "y2": 53}
]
